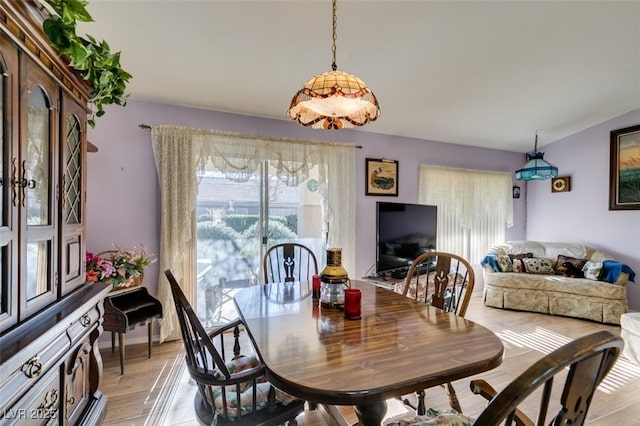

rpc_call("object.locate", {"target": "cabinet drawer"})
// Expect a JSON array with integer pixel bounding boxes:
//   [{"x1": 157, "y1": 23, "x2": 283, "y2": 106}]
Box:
[
  {"x1": 0, "y1": 332, "x2": 68, "y2": 414},
  {"x1": 0, "y1": 365, "x2": 60, "y2": 426},
  {"x1": 0, "y1": 302, "x2": 99, "y2": 413},
  {"x1": 66, "y1": 303, "x2": 101, "y2": 344}
]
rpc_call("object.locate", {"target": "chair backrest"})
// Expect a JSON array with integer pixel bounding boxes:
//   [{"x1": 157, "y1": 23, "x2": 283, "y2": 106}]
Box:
[
  {"x1": 263, "y1": 243, "x2": 318, "y2": 284},
  {"x1": 472, "y1": 330, "x2": 623, "y2": 426},
  {"x1": 401, "y1": 251, "x2": 475, "y2": 317}
]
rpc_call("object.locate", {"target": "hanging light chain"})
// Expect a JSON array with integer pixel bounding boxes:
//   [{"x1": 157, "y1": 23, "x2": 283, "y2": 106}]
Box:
[{"x1": 331, "y1": 0, "x2": 337, "y2": 71}]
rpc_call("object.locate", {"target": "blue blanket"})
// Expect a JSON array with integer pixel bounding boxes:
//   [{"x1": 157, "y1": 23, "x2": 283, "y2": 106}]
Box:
[
  {"x1": 481, "y1": 254, "x2": 500, "y2": 272},
  {"x1": 602, "y1": 260, "x2": 636, "y2": 283}
]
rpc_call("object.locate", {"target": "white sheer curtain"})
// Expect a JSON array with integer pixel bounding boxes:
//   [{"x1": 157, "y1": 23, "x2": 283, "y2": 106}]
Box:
[
  {"x1": 151, "y1": 127, "x2": 197, "y2": 342},
  {"x1": 418, "y1": 165, "x2": 513, "y2": 264},
  {"x1": 152, "y1": 125, "x2": 356, "y2": 341}
]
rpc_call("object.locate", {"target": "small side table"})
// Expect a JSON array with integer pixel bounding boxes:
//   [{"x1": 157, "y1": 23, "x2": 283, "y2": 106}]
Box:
[{"x1": 103, "y1": 286, "x2": 163, "y2": 375}]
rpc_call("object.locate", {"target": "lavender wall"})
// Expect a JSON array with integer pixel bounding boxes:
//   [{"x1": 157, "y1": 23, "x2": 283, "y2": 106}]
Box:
[
  {"x1": 526, "y1": 108, "x2": 640, "y2": 310},
  {"x1": 86, "y1": 100, "x2": 526, "y2": 341}
]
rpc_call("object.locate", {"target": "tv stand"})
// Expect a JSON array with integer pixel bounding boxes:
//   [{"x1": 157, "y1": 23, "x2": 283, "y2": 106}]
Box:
[
  {"x1": 362, "y1": 274, "x2": 404, "y2": 290},
  {"x1": 390, "y1": 268, "x2": 409, "y2": 279}
]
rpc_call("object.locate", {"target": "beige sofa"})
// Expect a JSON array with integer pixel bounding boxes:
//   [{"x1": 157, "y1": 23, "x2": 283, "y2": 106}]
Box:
[{"x1": 482, "y1": 241, "x2": 633, "y2": 325}]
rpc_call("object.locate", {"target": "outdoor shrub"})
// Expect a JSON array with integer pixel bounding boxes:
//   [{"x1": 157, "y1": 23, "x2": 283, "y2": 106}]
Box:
[
  {"x1": 241, "y1": 221, "x2": 297, "y2": 241},
  {"x1": 197, "y1": 221, "x2": 240, "y2": 240},
  {"x1": 224, "y1": 214, "x2": 259, "y2": 233}
]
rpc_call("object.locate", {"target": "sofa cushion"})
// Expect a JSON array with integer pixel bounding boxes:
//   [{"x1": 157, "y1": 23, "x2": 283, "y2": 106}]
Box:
[
  {"x1": 484, "y1": 272, "x2": 627, "y2": 300},
  {"x1": 507, "y1": 241, "x2": 587, "y2": 259},
  {"x1": 522, "y1": 258, "x2": 555, "y2": 275}
]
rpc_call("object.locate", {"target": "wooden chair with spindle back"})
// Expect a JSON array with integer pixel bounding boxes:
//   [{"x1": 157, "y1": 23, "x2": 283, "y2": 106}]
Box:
[
  {"x1": 396, "y1": 251, "x2": 475, "y2": 415},
  {"x1": 388, "y1": 330, "x2": 623, "y2": 426},
  {"x1": 164, "y1": 269, "x2": 305, "y2": 425},
  {"x1": 263, "y1": 243, "x2": 318, "y2": 284}
]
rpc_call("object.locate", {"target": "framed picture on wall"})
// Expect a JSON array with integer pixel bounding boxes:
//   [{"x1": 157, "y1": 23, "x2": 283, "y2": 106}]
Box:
[
  {"x1": 365, "y1": 158, "x2": 398, "y2": 196},
  {"x1": 609, "y1": 124, "x2": 640, "y2": 210}
]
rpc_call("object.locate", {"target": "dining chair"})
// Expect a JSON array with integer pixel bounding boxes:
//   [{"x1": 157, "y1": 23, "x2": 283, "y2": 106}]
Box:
[
  {"x1": 164, "y1": 269, "x2": 305, "y2": 425},
  {"x1": 385, "y1": 330, "x2": 623, "y2": 426},
  {"x1": 263, "y1": 243, "x2": 318, "y2": 284},
  {"x1": 396, "y1": 251, "x2": 475, "y2": 415}
]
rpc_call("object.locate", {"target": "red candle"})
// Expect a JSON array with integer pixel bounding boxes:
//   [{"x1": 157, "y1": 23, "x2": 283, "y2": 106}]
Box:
[
  {"x1": 312, "y1": 274, "x2": 321, "y2": 299},
  {"x1": 344, "y1": 288, "x2": 361, "y2": 320}
]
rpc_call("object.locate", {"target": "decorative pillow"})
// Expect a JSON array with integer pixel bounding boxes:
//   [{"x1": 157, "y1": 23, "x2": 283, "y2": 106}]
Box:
[
  {"x1": 496, "y1": 255, "x2": 513, "y2": 272},
  {"x1": 509, "y1": 253, "x2": 533, "y2": 273},
  {"x1": 522, "y1": 258, "x2": 555, "y2": 275},
  {"x1": 212, "y1": 355, "x2": 262, "y2": 379},
  {"x1": 509, "y1": 252, "x2": 534, "y2": 261},
  {"x1": 512, "y1": 258, "x2": 525, "y2": 273},
  {"x1": 583, "y1": 261, "x2": 604, "y2": 281},
  {"x1": 384, "y1": 408, "x2": 474, "y2": 426},
  {"x1": 554, "y1": 255, "x2": 588, "y2": 277}
]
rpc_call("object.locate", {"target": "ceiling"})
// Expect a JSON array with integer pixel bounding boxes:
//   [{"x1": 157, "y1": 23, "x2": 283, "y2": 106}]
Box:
[{"x1": 78, "y1": 1, "x2": 640, "y2": 152}]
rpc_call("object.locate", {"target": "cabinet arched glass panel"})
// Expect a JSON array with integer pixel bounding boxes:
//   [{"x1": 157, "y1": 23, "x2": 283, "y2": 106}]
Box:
[
  {"x1": 65, "y1": 115, "x2": 81, "y2": 225},
  {"x1": 26, "y1": 86, "x2": 51, "y2": 300}
]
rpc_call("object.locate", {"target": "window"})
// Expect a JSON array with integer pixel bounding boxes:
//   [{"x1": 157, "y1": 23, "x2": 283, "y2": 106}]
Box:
[{"x1": 151, "y1": 126, "x2": 356, "y2": 341}]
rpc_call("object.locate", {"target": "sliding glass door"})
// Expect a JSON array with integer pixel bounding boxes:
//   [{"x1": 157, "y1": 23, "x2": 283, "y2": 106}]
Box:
[{"x1": 196, "y1": 161, "x2": 324, "y2": 326}]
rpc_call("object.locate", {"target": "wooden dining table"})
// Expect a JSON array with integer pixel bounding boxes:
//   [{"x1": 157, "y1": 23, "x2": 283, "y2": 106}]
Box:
[{"x1": 234, "y1": 280, "x2": 504, "y2": 425}]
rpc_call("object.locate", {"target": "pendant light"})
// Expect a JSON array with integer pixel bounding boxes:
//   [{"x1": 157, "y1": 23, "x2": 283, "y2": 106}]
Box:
[
  {"x1": 515, "y1": 131, "x2": 559, "y2": 181},
  {"x1": 287, "y1": 0, "x2": 380, "y2": 130}
]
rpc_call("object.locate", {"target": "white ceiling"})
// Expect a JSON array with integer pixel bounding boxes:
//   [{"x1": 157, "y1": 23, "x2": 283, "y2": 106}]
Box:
[{"x1": 78, "y1": 0, "x2": 640, "y2": 152}]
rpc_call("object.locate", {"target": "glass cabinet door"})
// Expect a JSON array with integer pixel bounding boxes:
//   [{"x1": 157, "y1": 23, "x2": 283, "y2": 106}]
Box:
[
  {"x1": 0, "y1": 37, "x2": 18, "y2": 332},
  {"x1": 20, "y1": 58, "x2": 58, "y2": 316},
  {"x1": 60, "y1": 95, "x2": 85, "y2": 294}
]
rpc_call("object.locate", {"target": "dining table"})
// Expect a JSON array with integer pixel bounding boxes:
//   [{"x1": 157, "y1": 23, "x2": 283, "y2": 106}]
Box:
[{"x1": 234, "y1": 279, "x2": 504, "y2": 425}]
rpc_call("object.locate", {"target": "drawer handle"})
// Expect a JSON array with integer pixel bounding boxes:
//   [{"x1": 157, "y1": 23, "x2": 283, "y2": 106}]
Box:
[
  {"x1": 39, "y1": 389, "x2": 59, "y2": 411},
  {"x1": 80, "y1": 314, "x2": 91, "y2": 327},
  {"x1": 21, "y1": 356, "x2": 43, "y2": 378}
]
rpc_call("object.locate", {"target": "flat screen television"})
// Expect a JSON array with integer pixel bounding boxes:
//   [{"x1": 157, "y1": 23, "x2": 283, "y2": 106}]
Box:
[{"x1": 375, "y1": 202, "x2": 437, "y2": 275}]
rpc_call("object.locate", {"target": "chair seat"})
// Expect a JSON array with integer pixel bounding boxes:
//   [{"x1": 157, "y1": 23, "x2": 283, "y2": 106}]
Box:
[
  {"x1": 204, "y1": 355, "x2": 299, "y2": 419},
  {"x1": 384, "y1": 408, "x2": 474, "y2": 426},
  {"x1": 195, "y1": 392, "x2": 306, "y2": 426}
]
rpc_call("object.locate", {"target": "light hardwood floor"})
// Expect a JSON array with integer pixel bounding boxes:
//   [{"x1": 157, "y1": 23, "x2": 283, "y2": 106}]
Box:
[{"x1": 100, "y1": 294, "x2": 640, "y2": 425}]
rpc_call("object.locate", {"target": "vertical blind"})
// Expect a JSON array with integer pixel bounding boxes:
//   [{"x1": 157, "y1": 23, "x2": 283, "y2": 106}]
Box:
[{"x1": 418, "y1": 165, "x2": 513, "y2": 263}]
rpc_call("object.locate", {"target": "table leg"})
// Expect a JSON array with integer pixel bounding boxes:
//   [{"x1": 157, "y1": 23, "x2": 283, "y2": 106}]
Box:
[{"x1": 353, "y1": 401, "x2": 387, "y2": 426}]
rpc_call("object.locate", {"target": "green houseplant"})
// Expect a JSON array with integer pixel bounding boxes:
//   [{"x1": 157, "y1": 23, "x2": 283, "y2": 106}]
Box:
[{"x1": 42, "y1": 0, "x2": 131, "y2": 127}]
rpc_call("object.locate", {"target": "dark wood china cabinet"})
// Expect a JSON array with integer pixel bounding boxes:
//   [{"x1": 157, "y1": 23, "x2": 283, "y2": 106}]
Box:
[{"x1": 0, "y1": 1, "x2": 110, "y2": 424}]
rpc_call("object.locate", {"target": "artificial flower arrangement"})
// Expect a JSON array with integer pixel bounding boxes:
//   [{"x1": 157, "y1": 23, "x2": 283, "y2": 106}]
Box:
[{"x1": 86, "y1": 245, "x2": 156, "y2": 289}]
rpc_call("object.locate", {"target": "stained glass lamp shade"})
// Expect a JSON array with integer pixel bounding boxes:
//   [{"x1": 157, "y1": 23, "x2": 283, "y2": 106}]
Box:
[
  {"x1": 287, "y1": 0, "x2": 380, "y2": 130},
  {"x1": 515, "y1": 133, "x2": 559, "y2": 181}
]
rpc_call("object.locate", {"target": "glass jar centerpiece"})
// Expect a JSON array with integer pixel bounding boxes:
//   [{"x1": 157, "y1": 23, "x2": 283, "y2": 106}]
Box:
[{"x1": 319, "y1": 248, "x2": 350, "y2": 309}]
